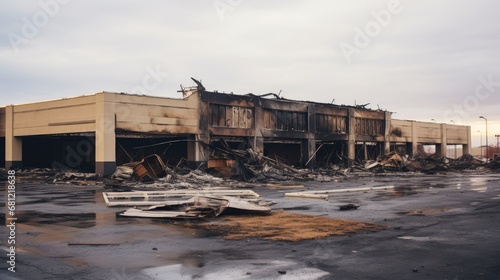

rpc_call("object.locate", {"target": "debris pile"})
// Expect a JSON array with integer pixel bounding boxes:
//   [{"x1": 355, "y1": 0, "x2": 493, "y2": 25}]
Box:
[
  {"x1": 487, "y1": 156, "x2": 500, "y2": 170},
  {"x1": 365, "y1": 152, "x2": 408, "y2": 172},
  {"x1": 449, "y1": 153, "x2": 485, "y2": 170},
  {"x1": 11, "y1": 168, "x2": 100, "y2": 185},
  {"x1": 203, "y1": 139, "x2": 310, "y2": 182},
  {"x1": 364, "y1": 152, "x2": 489, "y2": 173},
  {"x1": 405, "y1": 153, "x2": 450, "y2": 172}
]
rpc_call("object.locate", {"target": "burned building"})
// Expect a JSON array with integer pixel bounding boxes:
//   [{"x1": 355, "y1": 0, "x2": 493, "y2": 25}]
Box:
[{"x1": 0, "y1": 79, "x2": 471, "y2": 175}]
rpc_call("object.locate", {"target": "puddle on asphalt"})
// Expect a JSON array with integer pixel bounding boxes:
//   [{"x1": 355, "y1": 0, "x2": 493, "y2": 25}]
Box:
[
  {"x1": 427, "y1": 183, "x2": 448, "y2": 188},
  {"x1": 281, "y1": 206, "x2": 311, "y2": 211},
  {"x1": 16, "y1": 211, "x2": 98, "y2": 228},
  {"x1": 470, "y1": 187, "x2": 488, "y2": 193},
  {"x1": 397, "y1": 208, "x2": 459, "y2": 216},
  {"x1": 140, "y1": 259, "x2": 330, "y2": 280},
  {"x1": 468, "y1": 177, "x2": 489, "y2": 186},
  {"x1": 371, "y1": 186, "x2": 418, "y2": 200}
]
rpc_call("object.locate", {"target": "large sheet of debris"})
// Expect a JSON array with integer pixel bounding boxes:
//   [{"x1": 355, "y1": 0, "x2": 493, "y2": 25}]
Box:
[
  {"x1": 120, "y1": 195, "x2": 271, "y2": 218},
  {"x1": 103, "y1": 189, "x2": 271, "y2": 219},
  {"x1": 103, "y1": 189, "x2": 261, "y2": 207}
]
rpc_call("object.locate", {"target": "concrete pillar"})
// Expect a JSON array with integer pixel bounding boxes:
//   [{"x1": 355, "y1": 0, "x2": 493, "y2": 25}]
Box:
[
  {"x1": 301, "y1": 138, "x2": 316, "y2": 168},
  {"x1": 304, "y1": 105, "x2": 317, "y2": 168},
  {"x1": 439, "y1": 123, "x2": 447, "y2": 156},
  {"x1": 95, "y1": 93, "x2": 116, "y2": 175},
  {"x1": 347, "y1": 108, "x2": 356, "y2": 161},
  {"x1": 363, "y1": 142, "x2": 368, "y2": 160},
  {"x1": 307, "y1": 139, "x2": 318, "y2": 168},
  {"x1": 463, "y1": 126, "x2": 471, "y2": 154},
  {"x1": 5, "y1": 106, "x2": 22, "y2": 169},
  {"x1": 411, "y1": 121, "x2": 418, "y2": 156},
  {"x1": 188, "y1": 134, "x2": 209, "y2": 163},
  {"x1": 253, "y1": 105, "x2": 265, "y2": 153},
  {"x1": 189, "y1": 98, "x2": 210, "y2": 166},
  {"x1": 383, "y1": 111, "x2": 391, "y2": 155}
]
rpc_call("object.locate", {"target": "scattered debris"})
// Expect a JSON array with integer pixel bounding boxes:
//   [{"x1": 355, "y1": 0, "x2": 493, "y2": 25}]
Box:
[
  {"x1": 487, "y1": 156, "x2": 500, "y2": 170},
  {"x1": 133, "y1": 154, "x2": 170, "y2": 181},
  {"x1": 111, "y1": 165, "x2": 135, "y2": 181},
  {"x1": 6, "y1": 148, "x2": 497, "y2": 187},
  {"x1": 364, "y1": 152, "x2": 491, "y2": 173},
  {"x1": 339, "y1": 204, "x2": 359, "y2": 211},
  {"x1": 266, "y1": 184, "x2": 304, "y2": 189},
  {"x1": 202, "y1": 139, "x2": 317, "y2": 182}
]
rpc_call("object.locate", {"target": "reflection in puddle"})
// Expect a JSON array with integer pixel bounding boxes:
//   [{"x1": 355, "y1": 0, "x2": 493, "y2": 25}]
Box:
[
  {"x1": 469, "y1": 177, "x2": 488, "y2": 187},
  {"x1": 371, "y1": 186, "x2": 418, "y2": 200},
  {"x1": 398, "y1": 236, "x2": 444, "y2": 242},
  {"x1": 141, "y1": 260, "x2": 330, "y2": 280},
  {"x1": 470, "y1": 187, "x2": 488, "y2": 193},
  {"x1": 397, "y1": 208, "x2": 458, "y2": 216},
  {"x1": 142, "y1": 264, "x2": 190, "y2": 280},
  {"x1": 17, "y1": 211, "x2": 97, "y2": 228}
]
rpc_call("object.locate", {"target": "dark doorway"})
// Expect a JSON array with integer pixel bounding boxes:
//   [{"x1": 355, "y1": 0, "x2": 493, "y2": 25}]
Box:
[{"x1": 23, "y1": 135, "x2": 95, "y2": 172}]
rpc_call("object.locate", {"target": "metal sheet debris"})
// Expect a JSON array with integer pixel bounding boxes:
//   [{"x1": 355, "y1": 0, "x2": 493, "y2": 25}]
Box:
[
  {"x1": 119, "y1": 195, "x2": 271, "y2": 219},
  {"x1": 103, "y1": 189, "x2": 261, "y2": 207}
]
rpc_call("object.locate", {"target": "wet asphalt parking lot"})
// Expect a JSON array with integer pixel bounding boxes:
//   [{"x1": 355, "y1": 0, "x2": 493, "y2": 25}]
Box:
[{"x1": 1, "y1": 173, "x2": 500, "y2": 280}]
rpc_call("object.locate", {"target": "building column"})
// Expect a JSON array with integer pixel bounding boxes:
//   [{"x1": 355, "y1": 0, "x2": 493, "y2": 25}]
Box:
[
  {"x1": 188, "y1": 134, "x2": 209, "y2": 164},
  {"x1": 304, "y1": 105, "x2": 317, "y2": 168},
  {"x1": 383, "y1": 111, "x2": 391, "y2": 155},
  {"x1": 463, "y1": 126, "x2": 471, "y2": 154},
  {"x1": 188, "y1": 98, "x2": 210, "y2": 167},
  {"x1": 253, "y1": 105, "x2": 264, "y2": 153},
  {"x1": 439, "y1": 123, "x2": 447, "y2": 156},
  {"x1": 5, "y1": 106, "x2": 22, "y2": 169},
  {"x1": 347, "y1": 108, "x2": 356, "y2": 161},
  {"x1": 95, "y1": 93, "x2": 116, "y2": 175},
  {"x1": 411, "y1": 121, "x2": 418, "y2": 156}
]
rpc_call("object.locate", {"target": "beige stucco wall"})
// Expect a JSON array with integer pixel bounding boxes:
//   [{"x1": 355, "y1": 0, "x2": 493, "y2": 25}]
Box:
[
  {"x1": 11, "y1": 95, "x2": 97, "y2": 136},
  {"x1": 114, "y1": 93, "x2": 200, "y2": 135},
  {"x1": 391, "y1": 119, "x2": 470, "y2": 145},
  {"x1": 7, "y1": 92, "x2": 200, "y2": 137}
]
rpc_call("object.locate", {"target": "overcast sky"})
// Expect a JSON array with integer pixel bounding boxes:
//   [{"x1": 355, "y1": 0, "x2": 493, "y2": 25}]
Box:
[{"x1": 1, "y1": 0, "x2": 499, "y2": 147}]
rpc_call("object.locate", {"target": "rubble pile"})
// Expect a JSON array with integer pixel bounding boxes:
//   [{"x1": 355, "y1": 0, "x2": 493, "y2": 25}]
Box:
[
  {"x1": 487, "y1": 156, "x2": 500, "y2": 170},
  {"x1": 202, "y1": 139, "x2": 310, "y2": 182},
  {"x1": 3, "y1": 146, "x2": 497, "y2": 187},
  {"x1": 364, "y1": 152, "x2": 489, "y2": 173},
  {"x1": 10, "y1": 168, "x2": 100, "y2": 185}
]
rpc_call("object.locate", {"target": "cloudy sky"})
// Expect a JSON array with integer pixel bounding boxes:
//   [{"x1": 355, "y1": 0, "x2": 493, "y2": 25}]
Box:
[{"x1": 1, "y1": 0, "x2": 499, "y2": 147}]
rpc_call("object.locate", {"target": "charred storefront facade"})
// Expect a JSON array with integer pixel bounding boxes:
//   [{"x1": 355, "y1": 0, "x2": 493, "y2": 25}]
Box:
[
  {"x1": 198, "y1": 90, "x2": 391, "y2": 168},
  {"x1": 0, "y1": 80, "x2": 471, "y2": 175}
]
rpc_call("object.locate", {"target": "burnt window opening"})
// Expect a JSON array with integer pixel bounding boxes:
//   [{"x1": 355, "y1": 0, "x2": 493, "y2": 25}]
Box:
[
  {"x1": 355, "y1": 118, "x2": 384, "y2": 135},
  {"x1": 263, "y1": 109, "x2": 307, "y2": 132},
  {"x1": 209, "y1": 104, "x2": 254, "y2": 129},
  {"x1": 315, "y1": 114, "x2": 347, "y2": 134}
]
